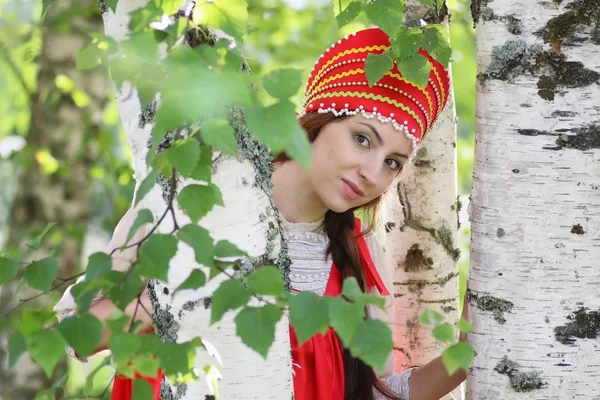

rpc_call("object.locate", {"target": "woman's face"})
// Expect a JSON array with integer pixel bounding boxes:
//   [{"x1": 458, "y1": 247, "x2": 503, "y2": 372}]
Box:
[{"x1": 308, "y1": 114, "x2": 413, "y2": 213}]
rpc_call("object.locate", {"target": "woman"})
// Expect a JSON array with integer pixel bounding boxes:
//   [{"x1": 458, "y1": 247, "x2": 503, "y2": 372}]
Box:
[{"x1": 55, "y1": 27, "x2": 467, "y2": 399}]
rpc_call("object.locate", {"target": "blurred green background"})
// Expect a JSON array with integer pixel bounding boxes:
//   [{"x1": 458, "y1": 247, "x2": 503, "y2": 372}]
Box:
[{"x1": 0, "y1": 0, "x2": 474, "y2": 397}]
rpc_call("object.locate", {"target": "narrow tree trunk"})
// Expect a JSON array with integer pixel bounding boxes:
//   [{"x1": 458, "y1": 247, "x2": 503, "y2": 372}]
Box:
[
  {"x1": 0, "y1": 2, "x2": 107, "y2": 399},
  {"x1": 469, "y1": 0, "x2": 600, "y2": 398},
  {"x1": 387, "y1": 5, "x2": 461, "y2": 397},
  {"x1": 99, "y1": 1, "x2": 293, "y2": 398}
]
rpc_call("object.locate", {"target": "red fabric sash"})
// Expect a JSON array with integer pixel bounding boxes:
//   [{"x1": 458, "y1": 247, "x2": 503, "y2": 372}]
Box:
[{"x1": 110, "y1": 217, "x2": 389, "y2": 400}]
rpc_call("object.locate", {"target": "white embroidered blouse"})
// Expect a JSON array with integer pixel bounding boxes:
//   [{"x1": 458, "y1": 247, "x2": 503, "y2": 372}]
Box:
[{"x1": 282, "y1": 216, "x2": 414, "y2": 400}]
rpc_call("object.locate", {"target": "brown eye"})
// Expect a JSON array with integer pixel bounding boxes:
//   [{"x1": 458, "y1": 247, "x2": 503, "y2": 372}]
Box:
[
  {"x1": 355, "y1": 133, "x2": 371, "y2": 149},
  {"x1": 385, "y1": 158, "x2": 402, "y2": 171}
]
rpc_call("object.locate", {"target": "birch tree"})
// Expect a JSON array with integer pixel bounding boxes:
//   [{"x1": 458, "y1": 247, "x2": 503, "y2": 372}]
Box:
[
  {"x1": 385, "y1": 3, "x2": 463, "y2": 388},
  {"x1": 469, "y1": 0, "x2": 600, "y2": 397}
]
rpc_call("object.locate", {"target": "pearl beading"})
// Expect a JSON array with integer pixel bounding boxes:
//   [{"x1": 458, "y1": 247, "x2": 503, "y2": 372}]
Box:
[
  {"x1": 297, "y1": 107, "x2": 419, "y2": 161},
  {"x1": 306, "y1": 58, "x2": 366, "y2": 95}
]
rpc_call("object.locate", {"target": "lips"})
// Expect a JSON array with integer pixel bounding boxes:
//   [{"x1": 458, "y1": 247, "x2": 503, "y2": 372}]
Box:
[{"x1": 342, "y1": 179, "x2": 364, "y2": 200}]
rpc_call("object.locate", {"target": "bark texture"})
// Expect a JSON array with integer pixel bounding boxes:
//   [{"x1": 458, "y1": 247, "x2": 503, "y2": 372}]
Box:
[
  {"x1": 469, "y1": 0, "x2": 600, "y2": 398},
  {"x1": 0, "y1": 2, "x2": 107, "y2": 399},
  {"x1": 99, "y1": 1, "x2": 293, "y2": 398},
  {"x1": 386, "y1": 5, "x2": 461, "y2": 395}
]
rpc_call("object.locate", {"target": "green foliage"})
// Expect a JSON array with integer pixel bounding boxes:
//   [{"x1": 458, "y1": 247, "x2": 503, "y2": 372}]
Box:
[
  {"x1": 175, "y1": 269, "x2": 207, "y2": 294},
  {"x1": 138, "y1": 234, "x2": 179, "y2": 281},
  {"x1": 211, "y1": 279, "x2": 251, "y2": 324},
  {"x1": 246, "y1": 266, "x2": 285, "y2": 297},
  {"x1": 289, "y1": 291, "x2": 330, "y2": 344},
  {"x1": 442, "y1": 342, "x2": 476, "y2": 375},
  {"x1": 364, "y1": 51, "x2": 394, "y2": 87},
  {"x1": 24, "y1": 257, "x2": 58, "y2": 292},
  {"x1": 124, "y1": 209, "x2": 154, "y2": 247},
  {"x1": 132, "y1": 379, "x2": 154, "y2": 400},
  {"x1": 262, "y1": 68, "x2": 303, "y2": 99},
  {"x1": 178, "y1": 184, "x2": 223, "y2": 223},
  {"x1": 0, "y1": 256, "x2": 20, "y2": 285},
  {"x1": 364, "y1": 0, "x2": 404, "y2": 37},
  {"x1": 419, "y1": 308, "x2": 444, "y2": 325},
  {"x1": 235, "y1": 304, "x2": 283, "y2": 358},
  {"x1": 8, "y1": 331, "x2": 27, "y2": 371},
  {"x1": 177, "y1": 224, "x2": 215, "y2": 266},
  {"x1": 348, "y1": 319, "x2": 393, "y2": 371},
  {"x1": 165, "y1": 139, "x2": 201, "y2": 177},
  {"x1": 200, "y1": 119, "x2": 238, "y2": 157},
  {"x1": 26, "y1": 330, "x2": 65, "y2": 378},
  {"x1": 336, "y1": 1, "x2": 364, "y2": 29},
  {"x1": 57, "y1": 314, "x2": 103, "y2": 358}
]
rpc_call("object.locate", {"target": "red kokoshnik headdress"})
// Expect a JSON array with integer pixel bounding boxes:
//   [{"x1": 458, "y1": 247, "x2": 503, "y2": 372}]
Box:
[{"x1": 298, "y1": 27, "x2": 451, "y2": 158}]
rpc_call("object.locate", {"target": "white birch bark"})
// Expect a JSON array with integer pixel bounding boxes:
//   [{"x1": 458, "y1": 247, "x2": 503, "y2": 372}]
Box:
[
  {"x1": 386, "y1": 7, "x2": 461, "y2": 398},
  {"x1": 469, "y1": 0, "x2": 600, "y2": 398},
  {"x1": 99, "y1": 1, "x2": 293, "y2": 398}
]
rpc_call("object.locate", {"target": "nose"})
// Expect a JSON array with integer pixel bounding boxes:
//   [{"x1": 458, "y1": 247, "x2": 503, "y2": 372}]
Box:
[{"x1": 358, "y1": 159, "x2": 382, "y2": 186}]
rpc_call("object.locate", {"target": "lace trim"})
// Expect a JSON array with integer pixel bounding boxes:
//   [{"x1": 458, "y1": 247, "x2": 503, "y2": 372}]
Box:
[
  {"x1": 376, "y1": 367, "x2": 416, "y2": 400},
  {"x1": 287, "y1": 231, "x2": 328, "y2": 243}
]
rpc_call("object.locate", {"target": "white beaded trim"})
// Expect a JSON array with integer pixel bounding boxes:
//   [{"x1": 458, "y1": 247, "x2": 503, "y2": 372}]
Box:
[
  {"x1": 297, "y1": 108, "x2": 419, "y2": 161},
  {"x1": 306, "y1": 58, "x2": 366, "y2": 95},
  {"x1": 302, "y1": 82, "x2": 431, "y2": 130}
]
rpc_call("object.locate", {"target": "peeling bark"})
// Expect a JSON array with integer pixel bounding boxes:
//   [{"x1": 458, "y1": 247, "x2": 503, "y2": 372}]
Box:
[{"x1": 470, "y1": 0, "x2": 600, "y2": 397}]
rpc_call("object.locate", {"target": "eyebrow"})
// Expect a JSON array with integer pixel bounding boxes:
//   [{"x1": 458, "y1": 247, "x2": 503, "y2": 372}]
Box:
[{"x1": 357, "y1": 122, "x2": 409, "y2": 159}]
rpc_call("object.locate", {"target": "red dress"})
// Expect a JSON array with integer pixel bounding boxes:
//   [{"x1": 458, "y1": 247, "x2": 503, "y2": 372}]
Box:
[{"x1": 111, "y1": 218, "x2": 389, "y2": 400}]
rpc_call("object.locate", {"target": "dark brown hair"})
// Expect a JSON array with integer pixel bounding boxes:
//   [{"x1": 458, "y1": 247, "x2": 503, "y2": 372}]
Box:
[{"x1": 274, "y1": 112, "x2": 403, "y2": 400}]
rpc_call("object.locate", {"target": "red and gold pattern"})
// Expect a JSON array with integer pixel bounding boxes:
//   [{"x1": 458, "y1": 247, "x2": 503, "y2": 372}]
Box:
[{"x1": 298, "y1": 27, "x2": 450, "y2": 158}]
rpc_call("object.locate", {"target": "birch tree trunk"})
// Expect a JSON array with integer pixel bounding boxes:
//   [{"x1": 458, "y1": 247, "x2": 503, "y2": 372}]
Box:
[
  {"x1": 99, "y1": 1, "x2": 293, "y2": 398},
  {"x1": 0, "y1": 2, "x2": 106, "y2": 398},
  {"x1": 469, "y1": 0, "x2": 600, "y2": 398},
  {"x1": 387, "y1": 4, "x2": 461, "y2": 397}
]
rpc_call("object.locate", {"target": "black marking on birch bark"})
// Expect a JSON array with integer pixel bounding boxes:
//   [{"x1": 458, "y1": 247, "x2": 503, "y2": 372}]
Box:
[
  {"x1": 139, "y1": 99, "x2": 158, "y2": 129},
  {"x1": 384, "y1": 222, "x2": 396, "y2": 233},
  {"x1": 478, "y1": 41, "x2": 544, "y2": 84},
  {"x1": 571, "y1": 224, "x2": 585, "y2": 234},
  {"x1": 470, "y1": 0, "x2": 491, "y2": 25},
  {"x1": 441, "y1": 305, "x2": 456, "y2": 313},
  {"x1": 97, "y1": 0, "x2": 108, "y2": 14},
  {"x1": 506, "y1": 15, "x2": 523, "y2": 35},
  {"x1": 518, "y1": 124, "x2": 600, "y2": 151},
  {"x1": 494, "y1": 356, "x2": 545, "y2": 392},
  {"x1": 160, "y1": 380, "x2": 187, "y2": 400},
  {"x1": 404, "y1": 244, "x2": 433, "y2": 272},
  {"x1": 552, "y1": 110, "x2": 578, "y2": 118},
  {"x1": 497, "y1": 228, "x2": 506, "y2": 237},
  {"x1": 536, "y1": 0, "x2": 600, "y2": 45},
  {"x1": 554, "y1": 307, "x2": 600, "y2": 344},
  {"x1": 467, "y1": 291, "x2": 514, "y2": 324}
]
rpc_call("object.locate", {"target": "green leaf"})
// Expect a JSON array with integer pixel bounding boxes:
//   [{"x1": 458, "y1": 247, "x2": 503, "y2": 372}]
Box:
[
  {"x1": 134, "y1": 169, "x2": 159, "y2": 206},
  {"x1": 138, "y1": 234, "x2": 178, "y2": 281},
  {"x1": 328, "y1": 297, "x2": 365, "y2": 345},
  {"x1": 364, "y1": 51, "x2": 394, "y2": 87},
  {"x1": 289, "y1": 291, "x2": 330, "y2": 344},
  {"x1": 33, "y1": 389, "x2": 54, "y2": 400},
  {"x1": 390, "y1": 27, "x2": 423, "y2": 62},
  {"x1": 421, "y1": 26, "x2": 452, "y2": 67},
  {"x1": 341, "y1": 278, "x2": 385, "y2": 309},
  {"x1": 41, "y1": 0, "x2": 55, "y2": 18},
  {"x1": 397, "y1": 53, "x2": 432, "y2": 88},
  {"x1": 442, "y1": 342, "x2": 476, "y2": 375},
  {"x1": 131, "y1": 353, "x2": 160, "y2": 378},
  {"x1": 200, "y1": 119, "x2": 238, "y2": 157},
  {"x1": 245, "y1": 100, "x2": 298, "y2": 152},
  {"x1": 70, "y1": 280, "x2": 102, "y2": 314},
  {"x1": 364, "y1": 0, "x2": 404, "y2": 37},
  {"x1": 177, "y1": 224, "x2": 214, "y2": 267},
  {"x1": 166, "y1": 139, "x2": 201, "y2": 177},
  {"x1": 106, "y1": 314, "x2": 130, "y2": 334},
  {"x1": 419, "y1": 308, "x2": 444, "y2": 325},
  {"x1": 246, "y1": 266, "x2": 285, "y2": 297},
  {"x1": 175, "y1": 269, "x2": 207, "y2": 293},
  {"x1": 336, "y1": 1, "x2": 363, "y2": 29},
  {"x1": 283, "y1": 123, "x2": 312, "y2": 171},
  {"x1": 57, "y1": 314, "x2": 103, "y2": 358},
  {"x1": 105, "y1": 0, "x2": 118, "y2": 12},
  {"x1": 432, "y1": 323, "x2": 455, "y2": 343},
  {"x1": 189, "y1": 145, "x2": 212, "y2": 182},
  {"x1": 85, "y1": 252, "x2": 113, "y2": 282},
  {"x1": 27, "y1": 330, "x2": 65, "y2": 378},
  {"x1": 456, "y1": 318, "x2": 473, "y2": 333},
  {"x1": 8, "y1": 331, "x2": 26, "y2": 371},
  {"x1": 211, "y1": 279, "x2": 251, "y2": 324},
  {"x1": 110, "y1": 332, "x2": 142, "y2": 364},
  {"x1": 178, "y1": 184, "x2": 224, "y2": 223},
  {"x1": 194, "y1": 0, "x2": 248, "y2": 40},
  {"x1": 24, "y1": 257, "x2": 58, "y2": 292},
  {"x1": 26, "y1": 223, "x2": 56, "y2": 251},
  {"x1": 125, "y1": 209, "x2": 153, "y2": 246},
  {"x1": 105, "y1": 270, "x2": 145, "y2": 311},
  {"x1": 132, "y1": 379, "x2": 154, "y2": 400},
  {"x1": 235, "y1": 304, "x2": 283, "y2": 358},
  {"x1": 84, "y1": 357, "x2": 111, "y2": 393},
  {"x1": 348, "y1": 319, "x2": 393, "y2": 371},
  {"x1": 159, "y1": 0, "x2": 183, "y2": 14},
  {"x1": 76, "y1": 42, "x2": 103, "y2": 70},
  {"x1": 0, "y1": 256, "x2": 20, "y2": 285},
  {"x1": 156, "y1": 341, "x2": 193, "y2": 376},
  {"x1": 262, "y1": 69, "x2": 303, "y2": 99},
  {"x1": 214, "y1": 240, "x2": 246, "y2": 259},
  {"x1": 436, "y1": 0, "x2": 445, "y2": 13}
]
